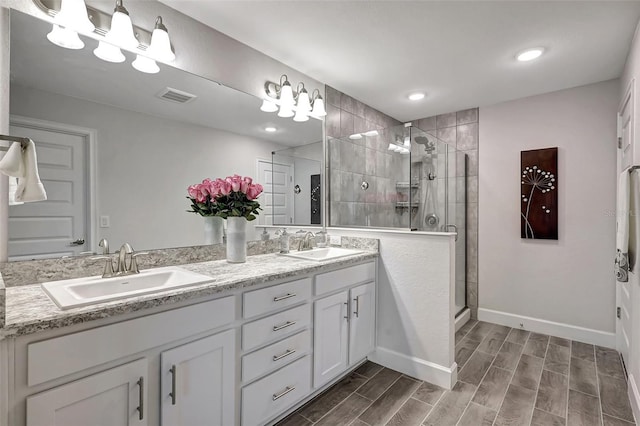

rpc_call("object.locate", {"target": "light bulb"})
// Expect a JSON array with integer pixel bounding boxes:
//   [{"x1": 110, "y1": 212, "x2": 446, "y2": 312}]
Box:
[
  {"x1": 132, "y1": 55, "x2": 160, "y2": 74},
  {"x1": 54, "y1": 0, "x2": 94, "y2": 33},
  {"x1": 260, "y1": 99, "x2": 278, "y2": 112},
  {"x1": 277, "y1": 106, "x2": 294, "y2": 118},
  {"x1": 47, "y1": 25, "x2": 84, "y2": 49},
  {"x1": 364, "y1": 130, "x2": 379, "y2": 137},
  {"x1": 147, "y1": 17, "x2": 175, "y2": 62},
  {"x1": 93, "y1": 41, "x2": 125, "y2": 63},
  {"x1": 517, "y1": 48, "x2": 544, "y2": 62},
  {"x1": 104, "y1": 0, "x2": 138, "y2": 50},
  {"x1": 297, "y1": 89, "x2": 311, "y2": 112},
  {"x1": 293, "y1": 108, "x2": 309, "y2": 122},
  {"x1": 311, "y1": 96, "x2": 327, "y2": 117},
  {"x1": 279, "y1": 81, "x2": 294, "y2": 110}
]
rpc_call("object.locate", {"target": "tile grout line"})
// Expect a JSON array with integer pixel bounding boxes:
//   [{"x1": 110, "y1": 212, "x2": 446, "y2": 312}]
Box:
[
  {"x1": 529, "y1": 336, "x2": 551, "y2": 425},
  {"x1": 491, "y1": 328, "x2": 531, "y2": 426},
  {"x1": 566, "y1": 340, "x2": 572, "y2": 424},
  {"x1": 378, "y1": 376, "x2": 423, "y2": 425},
  {"x1": 418, "y1": 382, "x2": 448, "y2": 426},
  {"x1": 594, "y1": 344, "x2": 605, "y2": 426}
]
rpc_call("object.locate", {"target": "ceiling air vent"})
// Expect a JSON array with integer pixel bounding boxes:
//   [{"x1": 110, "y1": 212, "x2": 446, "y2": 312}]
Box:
[{"x1": 156, "y1": 87, "x2": 197, "y2": 104}]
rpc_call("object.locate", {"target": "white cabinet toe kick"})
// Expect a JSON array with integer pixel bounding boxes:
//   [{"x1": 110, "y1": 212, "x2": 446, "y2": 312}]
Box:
[{"x1": 7, "y1": 259, "x2": 377, "y2": 426}]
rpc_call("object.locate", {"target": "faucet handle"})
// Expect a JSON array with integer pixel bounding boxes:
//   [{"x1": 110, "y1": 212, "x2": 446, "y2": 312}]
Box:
[
  {"x1": 130, "y1": 252, "x2": 149, "y2": 274},
  {"x1": 90, "y1": 255, "x2": 115, "y2": 278}
]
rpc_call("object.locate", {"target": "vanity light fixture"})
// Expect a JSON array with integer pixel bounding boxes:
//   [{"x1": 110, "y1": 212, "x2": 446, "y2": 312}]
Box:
[
  {"x1": 132, "y1": 54, "x2": 160, "y2": 74},
  {"x1": 261, "y1": 75, "x2": 327, "y2": 122},
  {"x1": 517, "y1": 47, "x2": 544, "y2": 62},
  {"x1": 46, "y1": 0, "x2": 94, "y2": 49},
  {"x1": 39, "y1": 0, "x2": 176, "y2": 74},
  {"x1": 408, "y1": 92, "x2": 425, "y2": 101}
]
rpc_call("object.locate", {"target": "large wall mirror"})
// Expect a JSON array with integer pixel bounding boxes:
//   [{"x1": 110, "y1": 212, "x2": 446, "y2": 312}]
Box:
[{"x1": 6, "y1": 10, "x2": 323, "y2": 261}]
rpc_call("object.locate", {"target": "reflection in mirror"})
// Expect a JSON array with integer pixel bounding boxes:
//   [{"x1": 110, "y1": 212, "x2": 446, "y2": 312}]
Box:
[
  {"x1": 270, "y1": 142, "x2": 323, "y2": 226},
  {"x1": 6, "y1": 11, "x2": 323, "y2": 261}
]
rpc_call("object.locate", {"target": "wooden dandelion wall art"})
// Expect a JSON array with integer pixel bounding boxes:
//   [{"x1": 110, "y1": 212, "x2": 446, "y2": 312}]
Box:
[{"x1": 521, "y1": 147, "x2": 558, "y2": 240}]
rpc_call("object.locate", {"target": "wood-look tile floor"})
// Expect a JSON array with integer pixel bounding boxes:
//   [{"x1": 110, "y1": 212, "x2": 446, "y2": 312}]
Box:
[{"x1": 276, "y1": 320, "x2": 637, "y2": 426}]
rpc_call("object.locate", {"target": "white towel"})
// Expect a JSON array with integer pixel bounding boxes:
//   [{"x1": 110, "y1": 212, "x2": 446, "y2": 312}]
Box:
[
  {"x1": 0, "y1": 140, "x2": 47, "y2": 203},
  {"x1": 616, "y1": 169, "x2": 631, "y2": 282}
]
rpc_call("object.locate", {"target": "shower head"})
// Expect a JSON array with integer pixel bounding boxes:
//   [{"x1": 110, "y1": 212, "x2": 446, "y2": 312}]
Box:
[{"x1": 414, "y1": 136, "x2": 436, "y2": 153}]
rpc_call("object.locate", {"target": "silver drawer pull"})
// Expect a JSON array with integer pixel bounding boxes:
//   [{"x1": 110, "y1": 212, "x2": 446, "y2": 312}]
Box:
[
  {"x1": 272, "y1": 386, "x2": 296, "y2": 401},
  {"x1": 273, "y1": 321, "x2": 296, "y2": 332},
  {"x1": 273, "y1": 293, "x2": 296, "y2": 302},
  {"x1": 272, "y1": 349, "x2": 296, "y2": 362}
]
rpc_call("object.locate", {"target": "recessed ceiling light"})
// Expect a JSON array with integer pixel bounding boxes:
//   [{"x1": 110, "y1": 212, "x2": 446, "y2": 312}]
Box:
[
  {"x1": 408, "y1": 92, "x2": 425, "y2": 101},
  {"x1": 264, "y1": 126, "x2": 277, "y2": 132},
  {"x1": 517, "y1": 48, "x2": 544, "y2": 62}
]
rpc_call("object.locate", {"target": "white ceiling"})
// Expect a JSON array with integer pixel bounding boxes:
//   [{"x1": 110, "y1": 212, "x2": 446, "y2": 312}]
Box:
[
  {"x1": 10, "y1": 11, "x2": 322, "y2": 147},
  {"x1": 160, "y1": 0, "x2": 640, "y2": 121}
]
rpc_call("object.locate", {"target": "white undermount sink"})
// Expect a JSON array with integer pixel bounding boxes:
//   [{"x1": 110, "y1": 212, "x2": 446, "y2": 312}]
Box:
[
  {"x1": 280, "y1": 247, "x2": 364, "y2": 262},
  {"x1": 41, "y1": 266, "x2": 213, "y2": 310}
]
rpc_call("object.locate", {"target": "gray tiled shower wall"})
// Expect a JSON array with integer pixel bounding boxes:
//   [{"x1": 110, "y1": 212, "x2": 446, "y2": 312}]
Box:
[
  {"x1": 325, "y1": 85, "x2": 479, "y2": 318},
  {"x1": 411, "y1": 110, "x2": 479, "y2": 318},
  {"x1": 325, "y1": 86, "x2": 403, "y2": 227}
]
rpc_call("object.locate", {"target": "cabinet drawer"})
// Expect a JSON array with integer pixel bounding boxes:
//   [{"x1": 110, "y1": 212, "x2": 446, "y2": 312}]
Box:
[
  {"x1": 243, "y1": 278, "x2": 311, "y2": 319},
  {"x1": 242, "y1": 304, "x2": 311, "y2": 351},
  {"x1": 315, "y1": 262, "x2": 375, "y2": 295},
  {"x1": 28, "y1": 296, "x2": 235, "y2": 387},
  {"x1": 241, "y1": 356, "x2": 311, "y2": 426},
  {"x1": 242, "y1": 330, "x2": 311, "y2": 383}
]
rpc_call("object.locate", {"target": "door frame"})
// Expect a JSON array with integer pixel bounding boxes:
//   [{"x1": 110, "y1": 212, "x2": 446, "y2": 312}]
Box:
[
  {"x1": 256, "y1": 157, "x2": 294, "y2": 226},
  {"x1": 9, "y1": 114, "x2": 98, "y2": 254}
]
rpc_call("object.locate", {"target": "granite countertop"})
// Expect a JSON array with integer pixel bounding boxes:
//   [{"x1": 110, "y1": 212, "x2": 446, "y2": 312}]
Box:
[{"x1": 1, "y1": 251, "x2": 377, "y2": 338}]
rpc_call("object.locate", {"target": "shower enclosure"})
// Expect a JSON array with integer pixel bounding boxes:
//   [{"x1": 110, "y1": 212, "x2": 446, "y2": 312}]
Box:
[{"x1": 328, "y1": 123, "x2": 468, "y2": 315}]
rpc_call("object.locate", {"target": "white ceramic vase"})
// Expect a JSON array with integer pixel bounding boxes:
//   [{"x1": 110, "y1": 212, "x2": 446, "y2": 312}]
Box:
[
  {"x1": 226, "y1": 216, "x2": 247, "y2": 263},
  {"x1": 203, "y1": 216, "x2": 224, "y2": 245}
]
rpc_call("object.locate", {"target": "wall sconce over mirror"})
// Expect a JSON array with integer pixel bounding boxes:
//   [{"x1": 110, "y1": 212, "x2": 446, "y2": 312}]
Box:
[
  {"x1": 34, "y1": 0, "x2": 176, "y2": 74},
  {"x1": 261, "y1": 74, "x2": 327, "y2": 122}
]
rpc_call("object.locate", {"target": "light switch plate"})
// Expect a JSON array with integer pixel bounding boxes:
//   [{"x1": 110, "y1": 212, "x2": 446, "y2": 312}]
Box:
[
  {"x1": 100, "y1": 216, "x2": 110, "y2": 228},
  {"x1": 329, "y1": 235, "x2": 341, "y2": 246}
]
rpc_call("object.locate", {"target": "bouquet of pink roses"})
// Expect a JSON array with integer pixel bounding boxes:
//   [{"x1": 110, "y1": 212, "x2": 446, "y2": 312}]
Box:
[{"x1": 187, "y1": 175, "x2": 264, "y2": 221}]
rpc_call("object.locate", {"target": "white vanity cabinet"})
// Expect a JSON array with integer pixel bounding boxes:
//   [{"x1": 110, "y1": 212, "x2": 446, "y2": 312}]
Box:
[
  {"x1": 313, "y1": 263, "x2": 376, "y2": 388},
  {"x1": 26, "y1": 359, "x2": 149, "y2": 426},
  {"x1": 160, "y1": 330, "x2": 235, "y2": 426},
  {"x1": 9, "y1": 258, "x2": 377, "y2": 426}
]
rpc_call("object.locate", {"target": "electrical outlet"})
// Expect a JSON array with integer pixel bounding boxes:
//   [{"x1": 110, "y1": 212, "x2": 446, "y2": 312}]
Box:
[
  {"x1": 329, "y1": 235, "x2": 341, "y2": 246},
  {"x1": 100, "y1": 215, "x2": 110, "y2": 228}
]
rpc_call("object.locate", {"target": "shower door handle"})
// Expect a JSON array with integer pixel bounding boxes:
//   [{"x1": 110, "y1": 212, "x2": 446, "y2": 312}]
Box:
[{"x1": 444, "y1": 224, "x2": 458, "y2": 241}]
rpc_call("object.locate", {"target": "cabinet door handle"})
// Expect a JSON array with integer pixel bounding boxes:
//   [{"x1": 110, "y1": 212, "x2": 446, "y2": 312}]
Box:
[
  {"x1": 273, "y1": 321, "x2": 296, "y2": 332},
  {"x1": 353, "y1": 296, "x2": 360, "y2": 318},
  {"x1": 136, "y1": 376, "x2": 144, "y2": 420},
  {"x1": 169, "y1": 365, "x2": 177, "y2": 405},
  {"x1": 273, "y1": 293, "x2": 296, "y2": 302},
  {"x1": 344, "y1": 301, "x2": 349, "y2": 320},
  {"x1": 272, "y1": 386, "x2": 296, "y2": 401},
  {"x1": 273, "y1": 349, "x2": 296, "y2": 362}
]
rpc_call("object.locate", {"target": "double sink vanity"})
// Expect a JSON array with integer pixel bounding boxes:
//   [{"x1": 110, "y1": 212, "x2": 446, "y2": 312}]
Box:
[{"x1": 0, "y1": 242, "x2": 378, "y2": 426}]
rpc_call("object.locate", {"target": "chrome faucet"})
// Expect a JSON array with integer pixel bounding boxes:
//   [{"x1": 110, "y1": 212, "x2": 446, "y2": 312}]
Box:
[
  {"x1": 91, "y1": 238, "x2": 115, "y2": 278},
  {"x1": 115, "y1": 243, "x2": 149, "y2": 275},
  {"x1": 297, "y1": 232, "x2": 315, "y2": 251}
]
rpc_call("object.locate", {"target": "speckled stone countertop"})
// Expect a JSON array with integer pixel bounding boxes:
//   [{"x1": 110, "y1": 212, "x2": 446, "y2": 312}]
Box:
[{"x1": 1, "y1": 251, "x2": 377, "y2": 338}]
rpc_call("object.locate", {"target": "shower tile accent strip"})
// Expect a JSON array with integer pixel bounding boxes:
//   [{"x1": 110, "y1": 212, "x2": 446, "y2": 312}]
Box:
[
  {"x1": 0, "y1": 236, "x2": 378, "y2": 287},
  {"x1": 277, "y1": 321, "x2": 637, "y2": 426},
  {"x1": 412, "y1": 108, "x2": 479, "y2": 318},
  {"x1": 0, "y1": 274, "x2": 5, "y2": 329}
]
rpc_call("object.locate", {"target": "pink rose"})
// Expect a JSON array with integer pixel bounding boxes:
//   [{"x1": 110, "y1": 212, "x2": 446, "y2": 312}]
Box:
[
  {"x1": 218, "y1": 179, "x2": 232, "y2": 196},
  {"x1": 226, "y1": 175, "x2": 243, "y2": 192},
  {"x1": 246, "y1": 183, "x2": 263, "y2": 200},
  {"x1": 187, "y1": 184, "x2": 199, "y2": 199}
]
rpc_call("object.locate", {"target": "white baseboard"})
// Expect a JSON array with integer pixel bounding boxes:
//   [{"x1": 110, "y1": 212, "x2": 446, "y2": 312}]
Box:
[
  {"x1": 370, "y1": 347, "x2": 457, "y2": 389},
  {"x1": 478, "y1": 308, "x2": 616, "y2": 348},
  {"x1": 455, "y1": 308, "x2": 471, "y2": 332},
  {"x1": 629, "y1": 374, "x2": 640, "y2": 424}
]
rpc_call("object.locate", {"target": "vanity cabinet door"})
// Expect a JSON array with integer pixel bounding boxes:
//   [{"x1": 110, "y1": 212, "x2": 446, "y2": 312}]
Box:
[
  {"x1": 160, "y1": 329, "x2": 235, "y2": 426},
  {"x1": 26, "y1": 359, "x2": 148, "y2": 426},
  {"x1": 313, "y1": 290, "x2": 349, "y2": 388},
  {"x1": 349, "y1": 282, "x2": 375, "y2": 365}
]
